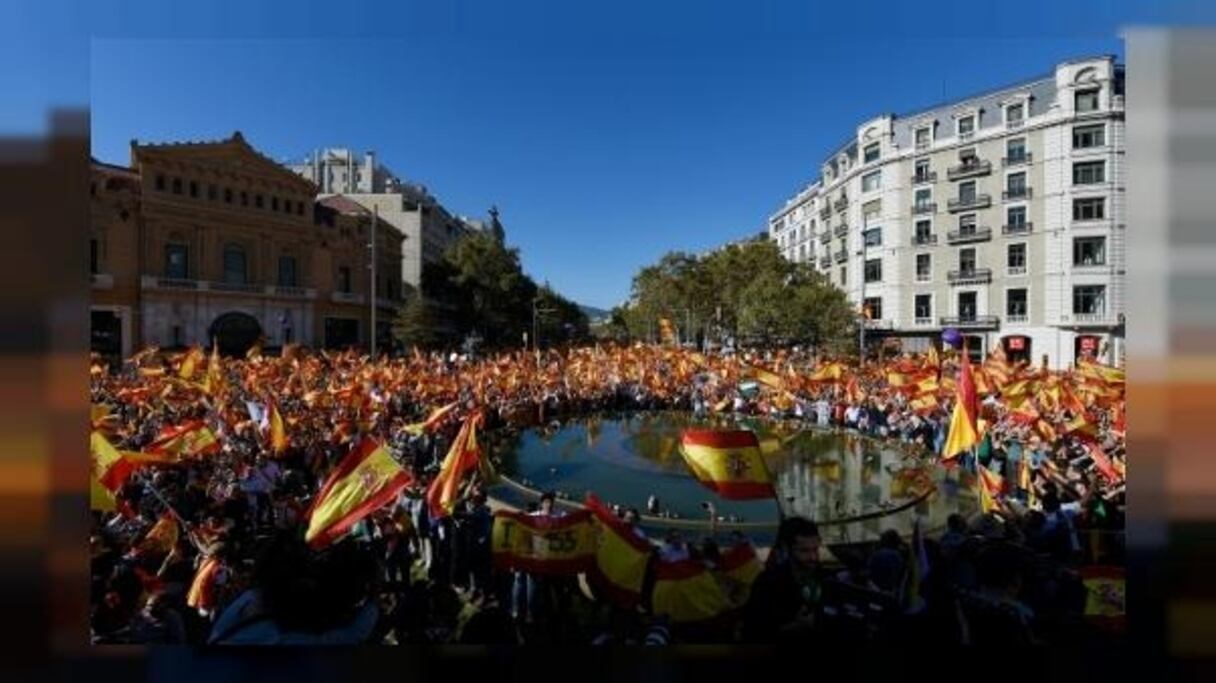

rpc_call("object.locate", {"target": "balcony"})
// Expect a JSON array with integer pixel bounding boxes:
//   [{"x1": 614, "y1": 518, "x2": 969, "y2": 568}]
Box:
[
  {"x1": 911, "y1": 233, "x2": 938, "y2": 247},
  {"x1": 1007, "y1": 266, "x2": 1027, "y2": 276},
  {"x1": 267, "y1": 285, "x2": 317, "y2": 299},
  {"x1": 947, "y1": 268, "x2": 993, "y2": 285},
  {"x1": 1005, "y1": 314, "x2": 1028, "y2": 324},
  {"x1": 833, "y1": 223, "x2": 848, "y2": 238},
  {"x1": 911, "y1": 171, "x2": 937, "y2": 185},
  {"x1": 1006, "y1": 118, "x2": 1025, "y2": 130},
  {"x1": 833, "y1": 249, "x2": 848, "y2": 264},
  {"x1": 1002, "y1": 152, "x2": 1033, "y2": 168},
  {"x1": 947, "y1": 159, "x2": 991, "y2": 181},
  {"x1": 210, "y1": 280, "x2": 263, "y2": 294},
  {"x1": 939, "y1": 315, "x2": 1000, "y2": 329},
  {"x1": 332, "y1": 291, "x2": 365, "y2": 305},
  {"x1": 948, "y1": 194, "x2": 992, "y2": 212},
  {"x1": 1002, "y1": 187, "x2": 1032, "y2": 201},
  {"x1": 1002, "y1": 222, "x2": 1033, "y2": 236},
  {"x1": 90, "y1": 273, "x2": 113, "y2": 289},
  {"x1": 833, "y1": 195, "x2": 849, "y2": 212},
  {"x1": 914, "y1": 317, "x2": 935, "y2": 327},
  {"x1": 864, "y1": 319, "x2": 893, "y2": 330},
  {"x1": 818, "y1": 255, "x2": 831, "y2": 269},
  {"x1": 946, "y1": 226, "x2": 993, "y2": 244},
  {"x1": 959, "y1": 130, "x2": 975, "y2": 142},
  {"x1": 1065, "y1": 312, "x2": 1117, "y2": 326},
  {"x1": 912, "y1": 203, "x2": 937, "y2": 216},
  {"x1": 141, "y1": 275, "x2": 201, "y2": 290},
  {"x1": 819, "y1": 206, "x2": 831, "y2": 220},
  {"x1": 818, "y1": 232, "x2": 831, "y2": 245}
]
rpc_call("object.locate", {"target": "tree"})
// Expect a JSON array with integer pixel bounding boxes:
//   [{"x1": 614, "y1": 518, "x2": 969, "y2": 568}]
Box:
[{"x1": 391, "y1": 295, "x2": 444, "y2": 349}]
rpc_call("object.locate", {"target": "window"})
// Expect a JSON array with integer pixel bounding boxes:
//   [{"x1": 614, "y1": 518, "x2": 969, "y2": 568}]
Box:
[
  {"x1": 839, "y1": 267, "x2": 847, "y2": 287},
  {"x1": 915, "y1": 294, "x2": 932, "y2": 321},
  {"x1": 959, "y1": 180, "x2": 976, "y2": 203},
  {"x1": 959, "y1": 148, "x2": 978, "y2": 166},
  {"x1": 223, "y1": 244, "x2": 247, "y2": 284},
  {"x1": 1073, "y1": 197, "x2": 1105, "y2": 221},
  {"x1": 863, "y1": 297, "x2": 882, "y2": 321},
  {"x1": 155, "y1": 174, "x2": 166, "y2": 191},
  {"x1": 272, "y1": 196, "x2": 279, "y2": 211},
  {"x1": 207, "y1": 184, "x2": 217, "y2": 200},
  {"x1": 958, "y1": 115, "x2": 975, "y2": 139},
  {"x1": 1007, "y1": 206, "x2": 1027, "y2": 227},
  {"x1": 915, "y1": 127, "x2": 931, "y2": 149},
  {"x1": 864, "y1": 258, "x2": 883, "y2": 283},
  {"x1": 1073, "y1": 285, "x2": 1106, "y2": 315},
  {"x1": 90, "y1": 239, "x2": 98, "y2": 274},
  {"x1": 171, "y1": 177, "x2": 182, "y2": 194},
  {"x1": 864, "y1": 143, "x2": 881, "y2": 163},
  {"x1": 1008, "y1": 243, "x2": 1027, "y2": 273},
  {"x1": 1006, "y1": 138, "x2": 1026, "y2": 162},
  {"x1": 916, "y1": 253, "x2": 931, "y2": 281},
  {"x1": 915, "y1": 220, "x2": 932, "y2": 241},
  {"x1": 255, "y1": 194, "x2": 264, "y2": 208},
  {"x1": 862, "y1": 171, "x2": 881, "y2": 192},
  {"x1": 862, "y1": 200, "x2": 881, "y2": 226},
  {"x1": 297, "y1": 201, "x2": 305, "y2": 215},
  {"x1": 915, "y1": 158, "x2": 931, "y2": 182},
  {"x1": 278, "y1": 256, "x2": 297, "y2": 287},
  {"x1": 1073, "y1": 236, "x2": 1107, "y2": 266},
  {"x1": 1007, "y1": 172, "x2": 1027, "y2": 195},
  {"x1": 165, "y1": 244, "x2": 188, "y2": 279},
  {"x1": 958, "y1": 291, "x2": 977, "y2": 319},
  {"x1": 959, "y1": 247, "x2": 976, "y2": 272},
  {"x1": 1073, "y1": 124, "x2": 1105, "y2": 149},
  {"x1": 189, "y1": 180, "x2": 198, "y2": 198},
  {"x1": 1006, "y1": 103, "x2": 1024, "y2": 126},
  {"x1": 863, "y1": 227, "x2": 883, "y2": 247},
  {"x1": 1073, "y1": 161, "x2": 1105, "y2": 185},
  {"x1": 1075, "y1": 88, "x2": 1100, "y2": 113},
  {"x1": 959, "y1": 213, "x2": 977, "y2": 235},
  {"x1": 224, "y1": 188, "x2": 233, "y2": 203},
  {"x1": 914, "y1": 188, "x2": 932, "y2": 209},
  {"x1": 1007, "y1": 288, "x2": 1028, "y2": 317},
  {"x1": 241, "y1": 191, "x2": 249, "y2": 206},
  {"x1": 339, "y1": 266, "x2": 352, "y2": 293}
]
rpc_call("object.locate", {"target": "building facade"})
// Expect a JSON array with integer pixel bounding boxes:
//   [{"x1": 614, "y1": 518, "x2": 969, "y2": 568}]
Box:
[
  {"x1": 90, "y1": 132, "x2": 404, "y2": 358},
  {"x1": 769, "y1": 56, "x2": 1125, "y2": 369},
  {"x1": 286, "y1": 148, "x2": 503, "y2": 290}
]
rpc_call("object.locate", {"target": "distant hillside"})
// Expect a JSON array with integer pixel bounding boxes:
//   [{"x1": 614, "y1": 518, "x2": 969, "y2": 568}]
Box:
[{"x1": 578, "y1": 304, "x2": 611, "y2": 322}]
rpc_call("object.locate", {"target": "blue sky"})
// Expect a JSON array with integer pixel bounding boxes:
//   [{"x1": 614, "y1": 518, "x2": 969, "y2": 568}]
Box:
[{"x1": 8, "y1": 1, "x2": 1210, "y2": 308}]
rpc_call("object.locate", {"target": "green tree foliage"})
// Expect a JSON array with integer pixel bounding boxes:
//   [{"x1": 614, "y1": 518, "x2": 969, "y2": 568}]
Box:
[
  {"x1": 620, "y1": 237, "x2": 856, "y2": 351},
  {"x1": 392, "y1": 231, "x2": 589, "y2": 351}
]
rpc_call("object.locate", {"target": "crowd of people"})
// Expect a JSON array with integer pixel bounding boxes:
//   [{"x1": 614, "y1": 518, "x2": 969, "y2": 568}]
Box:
[{"x1": 89, "y1": 342, "x2": 1125, "y2": 645}]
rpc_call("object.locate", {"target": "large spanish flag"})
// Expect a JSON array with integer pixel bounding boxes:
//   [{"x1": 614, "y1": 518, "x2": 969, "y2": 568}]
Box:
[
  {"x1": 651, "y1": 558, "x2": 730, "y2": 623},
  {"x1": 807, "y1": 361, "x2": 844, "y2": 383},
  {"x1": 304, "y1": 438, "x2": 413, "y2": 549},
  {"x1": 91, "y1": 431, "x2": 137, "y2": 493},
  {"x1": 585, "y1": 493, "x2": 653, "y2": 608},
  {"x1": 146, "y1": 420, "x2": 221, "y2": 459},
  {"x1": 679, "y1": 429, "x2": 775, "y2": 500},
  {"x1": 490, "y1": 509, "x2": 596, "y2": 575},
  {"x1": 941, "y1": 347, "x2": 979, "y2": 460}
]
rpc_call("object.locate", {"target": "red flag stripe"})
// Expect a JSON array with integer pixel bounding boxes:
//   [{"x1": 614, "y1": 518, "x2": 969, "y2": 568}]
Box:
[{"x1": 679, "y1": 429, "x2": 760, "y2": 449}]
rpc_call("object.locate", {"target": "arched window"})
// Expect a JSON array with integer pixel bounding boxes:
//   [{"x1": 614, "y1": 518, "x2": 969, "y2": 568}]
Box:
[{"x1": 223, "y1": 244, "x2": 247, "y2": 284}]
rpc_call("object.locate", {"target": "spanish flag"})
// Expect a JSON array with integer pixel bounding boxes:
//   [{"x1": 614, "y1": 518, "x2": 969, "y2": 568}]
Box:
[
  {"x1": 750, "y1": 366, "x2": 785, "y2": 391},
  {"x1": 717, "y1": 542, "x2": 763, "y2": 608},
  {"x1": 490, "y1": 509, "x2": 596, "y2": 575},
  {"x1": 304, "y1": 438, "x2": 414, "y2": 549},
  {"x1": 91, "y1": 431, "x2": 136, "y2": 493},
  {"x1": 585, "y1": 493, "x2": 653, "y2": 608},
  {"x1": 425, "y1": 413, "x2": 485, "y2": 518},
  {"x1": 178, "y1": 346, "x2": 205, "y2": 380},
  {"x1": 941, "y1": 345, "x2": 979, "y2": 460},
  {"x1": 977, "y1": 463, "x2": 1003, "y2": 514},
  {"x1": 402, "y1": 401, "x2": 459, "y2": 436},
  {"x1": 679, "y1": 429, "x2": 776, "y2": 500},
  {"x1": 146, "y1": 420, "x2": 221, "y2": 459},
  {"x1": 268, "y1": 401, "x2": 288, "y2": 454},
  {"x1": 807, "y1": 361, "x2": 844, "y2": 383},
  {"x1": 137, "y1": 513, "x2": 179, "y2": 556},
  {"x1": 651, "y1": 558, "x2": 729, "y2": 623}
]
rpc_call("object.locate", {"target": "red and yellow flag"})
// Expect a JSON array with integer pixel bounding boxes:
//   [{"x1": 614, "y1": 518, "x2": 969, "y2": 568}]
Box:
[
  {"x1": 137, "y1": 513, "x2": 179, "y2": 556},
  {"x1": 679, "y1": 429, "x2": 775, "y2": 500},
  {"x1": 425, "y1": 413, "x2": 485, "y2": 518},
  {"x1": 651, "y1": 558, "x2": 730, "y2": 624},
  {"x1": 941, "y1": 347, "x2": 979, "y2": 460},
  {"x1": 178, "y1": 346, "x2": 205, "y2": 380},
  {"x1": 91, "y1": 431, "x2": 137, "y2": 493},
  {"x1": 807, "y1": 362, "x2": 844, "y2": 383},
  {"x1": 268, "y1": 402, "x2": 288, "y2": 454},
  {"x1": 717, "y1": 542, "x2": 763, "y2": 608},
  {"x1": 585, "y1": 493, "x2": 653, "y2": 608},
  {"x1": 146, "y1": 421, "x2": 221, "y2": 459},
  {"x1": 490, "y1": 509, "x2": 596, "y2": 575},
  {"x1": 304, "y1": 438, "x2": 414, "y2": 549},
  {"x1": 977, "y1": 463, "x2": 1004, "y2": 514},
  {"x1": 402, "y1": 401, "x2": 459, "y2": 436}
]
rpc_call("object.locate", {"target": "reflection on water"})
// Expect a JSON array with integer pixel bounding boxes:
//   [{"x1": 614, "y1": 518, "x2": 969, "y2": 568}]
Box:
[{"x1": 492, "y1": 412, "x2": 974, "y2": 543}]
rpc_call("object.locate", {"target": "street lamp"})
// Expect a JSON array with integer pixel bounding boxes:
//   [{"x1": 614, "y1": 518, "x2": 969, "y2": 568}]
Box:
[{"x1": 532, "y1": 296, "x2": 557, "y2": 364}]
